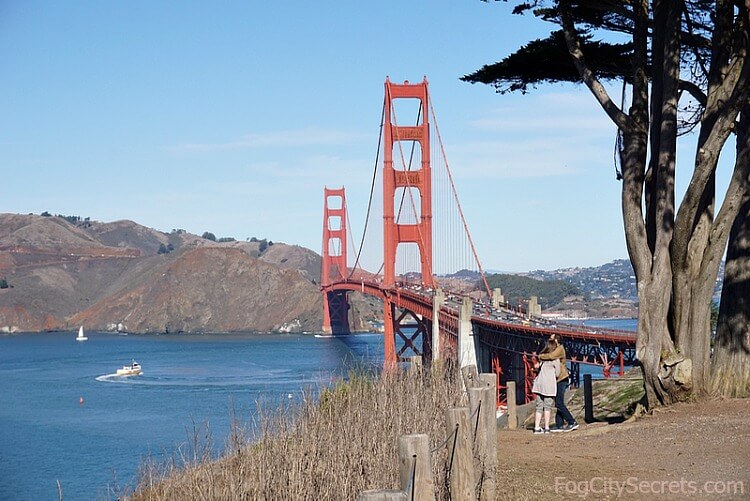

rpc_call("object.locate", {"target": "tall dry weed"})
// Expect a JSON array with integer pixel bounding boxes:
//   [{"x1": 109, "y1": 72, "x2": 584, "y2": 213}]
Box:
[{"x1": 130, "y1": 361, "x2": 470, "y2": 500}]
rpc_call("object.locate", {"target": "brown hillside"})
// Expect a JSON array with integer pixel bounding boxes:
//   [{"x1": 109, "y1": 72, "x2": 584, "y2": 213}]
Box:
[
  {"x1": 83, "y1": 219, "x2": 171, "y2": 255},
  {"x1": 0, "y1": 214, "x2": 102, "y2": 250},
  {"x1": 70, "y1": 247, "x2": 323, "y2": 333},
  {"x1": 0, "y1": 213, "x2": 380, "y2": 334},
  {"x1": 259, "y1": 243, "x2": 321, "y2": 282}
]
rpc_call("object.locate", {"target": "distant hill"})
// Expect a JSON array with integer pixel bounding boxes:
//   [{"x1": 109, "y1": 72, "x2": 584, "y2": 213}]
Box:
[
  {"x1": 0, "y1": 213, "x2": 357, "y2": 334},
  {"x1": 527, "y1": 259, "x2": 638, "y2": 301},
  {"x1": 483, "y1": 273, "x2": 581, "y2": 309},
  {"x1": 448, "y1": 264, "x2": 638, "y2": 317},
  {"x1": 527, "y1": 259, "x2": 724, "y2": 303}
]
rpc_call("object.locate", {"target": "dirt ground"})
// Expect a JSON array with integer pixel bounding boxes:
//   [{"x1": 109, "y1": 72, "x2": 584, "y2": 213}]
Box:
[{"x1": 496, "y1": 398, "x2": 750, "y2": 500}]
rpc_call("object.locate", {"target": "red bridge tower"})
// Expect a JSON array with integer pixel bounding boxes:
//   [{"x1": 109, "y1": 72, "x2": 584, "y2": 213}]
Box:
[
  {"x1": 382, "y1": 77, "x2": 434, "y2": 365},
  {"x1": 383, "y1": 77, "x2": 434, "y2": 289},
  {"x1": 321, "y1": 187, "x2": 350, "y2": 334}
]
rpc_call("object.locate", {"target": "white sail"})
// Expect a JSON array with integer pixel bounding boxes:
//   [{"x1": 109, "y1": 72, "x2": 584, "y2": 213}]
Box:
[{"x1": 76, "y1": 326, "x2": 88, "y2": 342}]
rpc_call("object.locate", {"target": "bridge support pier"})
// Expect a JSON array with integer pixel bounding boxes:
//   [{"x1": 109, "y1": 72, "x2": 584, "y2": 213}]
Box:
[
  {"x1": 491, "y1": 288, "x2": 504, "y2": 308},
  {"x1": 323, "y1": 290, "x2": 351, "y2": 335},
  {"x1": 384, "y1": 299, "x2": 397, "y2": 367},
  {"x1": 383, "y1": 297, "x2": 432, "y2": 367},
  {"x1": 458, "y1": 297, "x2": 477, "y2": 369},
  {"x1": 431, "y1": 289, "x2": 445, "y2": 362}
]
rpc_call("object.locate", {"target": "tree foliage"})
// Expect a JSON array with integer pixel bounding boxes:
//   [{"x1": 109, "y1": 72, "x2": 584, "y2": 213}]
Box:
[
  {"x1": 157, "y1": 243, "x2": 175, "y2": 255},
  {"x1": 201, "y1": 232, "x2": 217, "y2": 241},
  {"x1": 464, "y1": 30, "x2": 634, "y2": 94}
]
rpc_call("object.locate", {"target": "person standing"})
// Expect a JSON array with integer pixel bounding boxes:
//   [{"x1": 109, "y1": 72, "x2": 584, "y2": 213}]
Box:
[
  {"x1": 531, "y1": 340, "x2": 560, "y2": 434},
  {"x1": 539, "y1": 333, "x2": 579, "y2": 432}
]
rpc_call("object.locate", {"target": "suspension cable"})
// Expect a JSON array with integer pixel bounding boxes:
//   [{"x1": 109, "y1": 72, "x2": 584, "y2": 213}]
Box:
[
  {"x1": 345, "y1": 202, "x2": 358, "y2": 275},
  {"x1": 348, "y1": 97, "x2": 386, "y2": 280},
  {"x1": 428, "y1": 97, "x2": 491, "y2": 298}
]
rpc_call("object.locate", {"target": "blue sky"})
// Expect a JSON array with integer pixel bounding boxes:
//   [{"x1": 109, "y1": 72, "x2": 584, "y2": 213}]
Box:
[{"x1": 1, "y1": 1, "x2": 662, "y2": 272}]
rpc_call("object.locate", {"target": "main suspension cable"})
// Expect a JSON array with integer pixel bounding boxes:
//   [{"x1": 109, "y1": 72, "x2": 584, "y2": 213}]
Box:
[{"x1": 349, "y1": 98, "x2": 386, "y2": 279}]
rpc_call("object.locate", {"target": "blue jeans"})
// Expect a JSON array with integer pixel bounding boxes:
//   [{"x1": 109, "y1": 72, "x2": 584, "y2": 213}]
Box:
[{"x1": 555, "y1": 378, "x2": 576, "y2": 428}]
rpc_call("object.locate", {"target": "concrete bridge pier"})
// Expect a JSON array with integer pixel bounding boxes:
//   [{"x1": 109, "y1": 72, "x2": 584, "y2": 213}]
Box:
[
  {"x1": 431, "y1": 288, "x2": 445, "y2": 362},
  {"x1": 458, "y1": 297, "x2": 478, "y2": 369},
  {"x1": 491, "y1": 288, "x2": 504, "y2": 308}
]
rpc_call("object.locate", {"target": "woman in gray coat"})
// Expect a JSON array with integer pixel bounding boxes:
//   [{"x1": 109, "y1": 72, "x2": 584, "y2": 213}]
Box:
[{"x1": 532, "y1": 340, "x2": 561, "y2": 434}]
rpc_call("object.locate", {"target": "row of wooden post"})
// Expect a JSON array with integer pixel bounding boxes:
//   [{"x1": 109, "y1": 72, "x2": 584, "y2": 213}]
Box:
[{"x1": 359, "y1": 369, "x2": 498, "y2": 500}]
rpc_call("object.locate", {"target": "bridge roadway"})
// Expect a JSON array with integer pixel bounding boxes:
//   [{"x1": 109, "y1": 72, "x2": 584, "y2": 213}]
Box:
[
  {"x1": 324, "y1": 278, "x2": 636, "y2": 344},
  {"x1": 323, "y1": 279, "x2": 638, "y2": 401}
]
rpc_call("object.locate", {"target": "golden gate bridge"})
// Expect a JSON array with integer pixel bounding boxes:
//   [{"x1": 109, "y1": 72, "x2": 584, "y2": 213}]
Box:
[{"x1": 320, "y1": 77, "x2": 636, "y2": 406}]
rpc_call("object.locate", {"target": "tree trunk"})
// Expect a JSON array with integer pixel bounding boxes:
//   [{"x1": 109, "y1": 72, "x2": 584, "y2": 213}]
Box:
[
  {"x1": 711, "y1": 106, "x2": 750, "y2": 397},
  {"x1": 636, "y1": 272, "x2": 678, "y2": 406},
  {"x1": 711, "y1": 194, "x2": 750, "y2": 397},
  {"x1": 671, "y1": 171, "x2": 717, "y2": 395},
  {"x1": 632, "y1": 0, "x2": 694, "y2": 407}
]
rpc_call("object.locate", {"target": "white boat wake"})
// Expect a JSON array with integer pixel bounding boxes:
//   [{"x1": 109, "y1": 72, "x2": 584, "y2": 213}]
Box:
[{"x1": 95, "y1": 373, "x2": 139, "y2": 382}]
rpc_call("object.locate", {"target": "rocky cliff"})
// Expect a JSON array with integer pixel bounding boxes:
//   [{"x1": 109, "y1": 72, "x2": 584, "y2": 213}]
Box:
[{"x1": 0, "y1": 214, "x2": 339, "y2": 333}]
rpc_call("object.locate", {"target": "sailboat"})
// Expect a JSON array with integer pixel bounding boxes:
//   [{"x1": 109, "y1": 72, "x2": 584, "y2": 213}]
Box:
[{"x1": 76, "y1": 326, "x2": 88, "y2": 342}]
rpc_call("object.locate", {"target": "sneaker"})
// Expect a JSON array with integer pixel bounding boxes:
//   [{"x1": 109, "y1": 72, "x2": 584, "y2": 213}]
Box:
[
  {"x1": 533, "y1": 428, "x2": 544, "y2": 434},
  {"x1": 563, "y1": 423, "x2": 579, "y2": 432},
  {"x1": 549, "y1": 426, "x2": 565, "y2": 433},
  {"x1": 543, "y1": 428, "x2": 551, "y2": 434}
]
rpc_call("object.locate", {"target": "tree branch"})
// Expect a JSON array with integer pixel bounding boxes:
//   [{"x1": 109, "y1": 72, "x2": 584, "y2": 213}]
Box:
[
  {"x1": 677, "y1": 77, "x2": 708, "y2": 130},
  {"x1": 674, "y1": 5, "x2": 750, "y2": 266},
  {"x1": 559, "y1": 0, "x2": 633, "y2": 131}
]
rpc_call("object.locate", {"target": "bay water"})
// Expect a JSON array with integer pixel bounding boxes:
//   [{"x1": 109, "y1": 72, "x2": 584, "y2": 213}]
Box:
[{"x1": 0, "y1": 332, "x2": 384, "y2": 500}]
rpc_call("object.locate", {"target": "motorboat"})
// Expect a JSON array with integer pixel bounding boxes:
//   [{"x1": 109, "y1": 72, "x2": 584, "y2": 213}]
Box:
[
  {"x1": 76, "y1": 326, "x2": 88, "y2": 342},
  {"x1": 116, "y1": 361, "x2": 142, "y2": 376}
]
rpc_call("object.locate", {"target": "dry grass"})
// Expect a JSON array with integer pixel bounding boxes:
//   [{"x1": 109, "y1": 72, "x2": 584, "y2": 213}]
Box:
[{"x1": 129, "y1": 362, "x2": 474, "y2": 500}]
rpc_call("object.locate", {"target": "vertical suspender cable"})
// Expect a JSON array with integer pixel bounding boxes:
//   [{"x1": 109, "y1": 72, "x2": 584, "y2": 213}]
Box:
[{"x1": 428, "y1": 97, "x2": 492, "y2": 298}]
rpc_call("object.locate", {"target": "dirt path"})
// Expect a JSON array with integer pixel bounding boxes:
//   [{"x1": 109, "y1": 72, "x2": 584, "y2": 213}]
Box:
[{"x1": 496, "y1": 399, "x2": 750, "y2": 500}]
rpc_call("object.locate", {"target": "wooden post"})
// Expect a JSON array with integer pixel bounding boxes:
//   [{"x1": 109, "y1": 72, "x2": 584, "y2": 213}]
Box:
[
  {"x1": 468, "y1": 387, "x2": 483, "y2": 437},
  {"x1": 359, "y1": 490, "x2": 407, "y2": 500},
  {"x1": 468, "y1": 386, "x2": 496, "y2": 501},
  {"x1": 480, "y1": 385, "x2": 496, "y2": 501},
  {"x1": 479, "y1": 372, "x2": 497, "y2": 390},
  {"x1": 584, "y1": 374, "x2": 594, "y2": 423},
  {"x1": 398, "y1": 434, "x2": 434, "y2": 501},
  {"x1": 461, "y1": 364, "x2": 479, "y2": 387},
  {"x1": 507, "y1": 381, "x2": 517, "y2": 429},
  {"x1": 408, "y1": 356, "x2": 423, "y2": 375},
  {"x1": 478, "y1": 372, "x2": 497, "y2": 496},
  {"x1": 445, "y1": 407, "x2": 475, "y2": 500}
]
